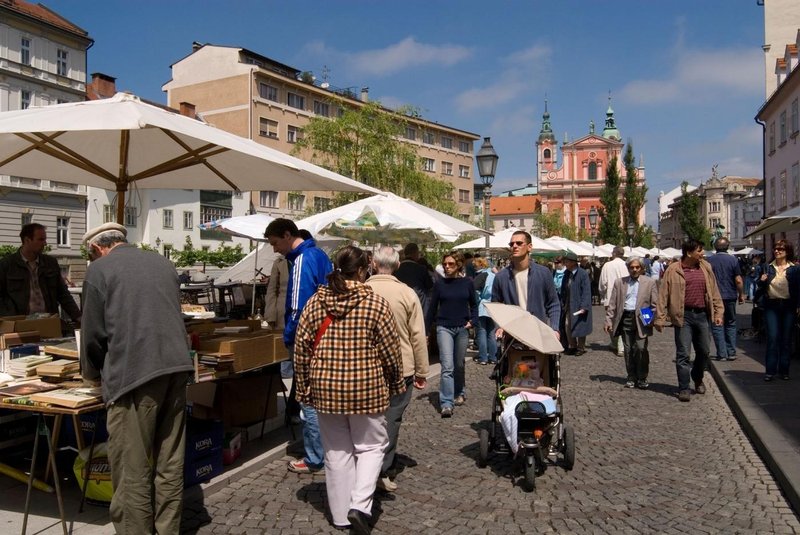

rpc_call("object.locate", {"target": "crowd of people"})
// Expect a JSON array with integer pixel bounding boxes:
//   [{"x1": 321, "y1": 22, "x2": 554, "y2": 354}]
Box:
[{"x1": 3, "y1": 219, "x2": 798, "y2": 534}]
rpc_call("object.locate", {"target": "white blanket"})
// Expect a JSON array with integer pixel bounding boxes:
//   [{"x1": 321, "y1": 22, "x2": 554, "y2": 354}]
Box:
[{"x1": 499, "y1": 392, "x2": 557, "y2": 454}]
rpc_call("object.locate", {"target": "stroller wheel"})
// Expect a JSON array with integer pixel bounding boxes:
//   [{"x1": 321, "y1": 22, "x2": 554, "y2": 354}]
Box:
[
  {"x1": 562, "y1": 424, "x2": 575, "y2": 471},
  {"x1": 523, "y1": 455, "x2": 536, "y2": 492},
  {"x1": 478, "y1": 428, "x2": 490, "y2": 467}
]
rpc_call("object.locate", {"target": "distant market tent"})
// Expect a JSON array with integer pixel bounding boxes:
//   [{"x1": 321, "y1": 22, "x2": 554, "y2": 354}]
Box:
[{"x1": 0, "y1": 93, "x2": 379, "y2": 223}]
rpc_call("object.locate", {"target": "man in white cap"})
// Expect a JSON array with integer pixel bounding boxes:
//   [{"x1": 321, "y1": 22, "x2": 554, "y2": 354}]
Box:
[{"x1": 80, "y1": 222, "x2": 194, "y2": 535}]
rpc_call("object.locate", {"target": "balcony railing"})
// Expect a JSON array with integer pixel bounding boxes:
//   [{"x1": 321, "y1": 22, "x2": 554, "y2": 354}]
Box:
[{"x1": 0, "y1": 175, "x2": 86, "y2": 194}]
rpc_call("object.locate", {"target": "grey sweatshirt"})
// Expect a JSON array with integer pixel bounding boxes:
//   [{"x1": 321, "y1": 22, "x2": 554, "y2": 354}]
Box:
[{"x1": 80, "y1": 244, "x2": 193, "y2": 404}]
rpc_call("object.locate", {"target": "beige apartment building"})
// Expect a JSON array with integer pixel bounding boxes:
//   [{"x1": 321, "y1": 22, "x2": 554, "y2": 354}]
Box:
[{"x1": 162, "y1": 43, "x2": 480, "y2": 220}]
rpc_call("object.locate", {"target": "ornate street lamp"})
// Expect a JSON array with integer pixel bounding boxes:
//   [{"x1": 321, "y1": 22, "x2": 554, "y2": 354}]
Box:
[
  {"x1": 588, "y1": 206, "x2": 598, "y2": 261},
  {"x1": 476, "y1": 137, "x2": 499, "y2": 254},
  {"x1": 655, "y1": 231, "x2": 661, "y2": 255},
  {"x1": 626, "y1": 221, "x2": 635, "y2": 251}
]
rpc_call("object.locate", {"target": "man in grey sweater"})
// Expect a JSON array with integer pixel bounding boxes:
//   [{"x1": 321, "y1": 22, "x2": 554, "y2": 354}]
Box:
[{"x1": 80, "y1": 222, "x2": 193, "y2": 535}]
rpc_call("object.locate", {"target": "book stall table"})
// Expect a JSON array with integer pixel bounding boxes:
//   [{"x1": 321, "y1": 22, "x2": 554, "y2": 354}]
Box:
[{"x1": 2, "y1": 401, "x2": 104, "y2": 535}]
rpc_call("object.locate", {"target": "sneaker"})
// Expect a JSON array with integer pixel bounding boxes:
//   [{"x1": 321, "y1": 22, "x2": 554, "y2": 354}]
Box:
[
  {"x1": 714, "y1": 356, "x2": 728, "y2": 361},
  {"x1": 727, "y1": 355, "x2": 737, "y2": 361},
  {"x1": 479, "y1": 361, "x2": 488, "y2": 366},
  {"x1": 678, "y1": 390, "x2": 691, "y2": 402},
  {"x1": 454, "y1": 395, "x2": 466, "y2": 406},
  {"x1": 781, "y1": 375, "x2": 790, "y2": 380},
  {"x1": 376, "y1": 476, "x2": 397, "y2": 492},
  {"x1": 441, "y1": 407, "x2": 453, "y2": 418},
  {"x1": 636, "y1": 380, "x2": 649, "y2": 389},
  {"x1": 764, "y1": 374, "x2": 773, "y2": 382},
  {"x1": 694, "y1": 382, "x2": 706, "y2": 395},
  {"x1": 624, "y1": 380, "x2": 636, "y2": 388},
  {"x1": 288, "y1": 459, "x2": 323, "y2": 474}
]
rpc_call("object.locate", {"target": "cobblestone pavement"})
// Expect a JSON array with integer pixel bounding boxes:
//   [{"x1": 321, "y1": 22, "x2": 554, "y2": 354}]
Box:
[{"x1": 182, "y1": 306, "x2": 800, "y2": 534}]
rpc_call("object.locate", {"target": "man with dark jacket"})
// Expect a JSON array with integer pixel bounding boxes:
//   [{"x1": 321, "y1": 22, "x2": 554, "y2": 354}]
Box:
[
  {"x1": 80, "y1": 223, "x2": 193, "y2": 535},
  {"x1": 0, "y1": 223, "x2": 80, "y2": 325},
  {"x1": 394, "y1": 243, "x2": 433, "y2": 313},
  {"x1": 265, "y1": 218, "x2": 333, "y2": 474},
  {"x1": 492, "y1": 230, "x2": 560, "y2": 337},
  {"x1": 560, "y1": 252, "x2": 592, "y2": 355},
  {"x1": 707, "y1": 237, "x2": 744, "y2": 361}
]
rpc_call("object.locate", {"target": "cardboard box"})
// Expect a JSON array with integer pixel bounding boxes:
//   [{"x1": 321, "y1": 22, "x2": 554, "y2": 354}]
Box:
[
  {"x1": 0, "y1": 315, "x2": 61, "y2": 339},
  {"x1": 186, "y1": 373, "x2": 280, "y2": 428},
  {"x1": 184, "y1": 448, "x2": 223, "y2": 487},
  {"x1": 197, "y1": 334, "x2": 274, "y2": 372},
  {"x1": 0, "y1": 331, "x2": 41, "y2": 351},
  {"x1": 185, "y1": 417, "x2": 224, "y2": 459}
]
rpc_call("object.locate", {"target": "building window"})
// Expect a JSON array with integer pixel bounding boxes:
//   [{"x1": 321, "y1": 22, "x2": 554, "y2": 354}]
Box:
[
  {"x1": 287, "y1": 92, "x2": 305, "y2": 110},
  {"x1": 125, "y1": 206, "x2": 137, "y2": 227},
  {"x1": 780, "y1": 111, "x2": 787, "y2": 145},
  {"x1": 422, "y1": 158, "x2": 435, "y2": 172},
  {"x1": 458, "y1": 140, "x2": 470, "y2": 153},
  {"x1": 163, "y1": 244, "x2": 173, "y2": 259},
  {"x1": 56, "y1": 217, "x2": 69, "y2": 246},
  {"x1": 57, "y1": 49, "x2": 68, "y2": 76},
  {"x1": 288, "y1": 193, "x2": 305, "y2": 211},
  {"x1": 200, "y1": 206, "x2": 231, "y2": 224},
  {"x1": 259, "y1": 118, "x2": 278, "y2": 138},
  {"x1": 459, "y1": 165, "x2": 470, "y2": 178},
  {"x1": 260, "y1": 190, "x2": 278, "y2": 207},
  {"x1": 770, "y1": 177, "x2": 776, "y2": 210},
  {"x1": 769, "y1": 122, "x2": 775, "y2": 153},
  {"x1": 287, "y1": 125, "x2": 303, "y2": 143},
  {"x1": 423, "y1": 131, "x2": 435, "y2": 144},
  {"x1": 709, "y1": 201, "x2": 721, "y2": 212},
  {"x1": 588, "y1": 161, "x2": 598, "y2": 180},
  {"x1": 163, "y1": 209, "x2": 173, "y2": 229},
  {"x1": 780, "y1": 170, "x2": 787, "y2": 208},
  {"x1": 21, "y1": 213, "x2": 32, "y2": 226},
  {"x1": 103, "y1": 204, "x2": 114, "y2": 223},
  {"x1": 441, "y1": 136, "x2": 453, "y2": 149},
  {"x1": 313, "y1": 100, "x2": 329, "y2": 117},
  {"x1": 793, "y1": 99, "x2": 799, "y2": 135},
  {"x1": 442, "y1": 162, "x2": 453, "y2": 176},
  {"x1": 20, "y1": 38, "x2": 31, "y2": 66},
  {"x1": 183, "y1": 211, "x2": 193, "y2": 230},
  {"x1": 793, "y1": 163, "x2": 800, "y2": 204},
  {"x1": 314, "y1": 196, "x2": 331, "y2": 212},
  {"x1": 259, "y1": 83, "x2": 278, "y2": 101},
  {"x1": 580, "y1": 216, "x2": 586, "y2": 229},
  {"x1": 405, "y1": 127, "x2": 416, "y2": 141},
  {"x1": 458, "y1": 189, "x2": 470, "y2": 203},
  {"x1": 21, "y1": 90, "x2": 31, "y2": 110},
  {"x1": 543, "y1": 149, "x2": 551, "y2": 159}
]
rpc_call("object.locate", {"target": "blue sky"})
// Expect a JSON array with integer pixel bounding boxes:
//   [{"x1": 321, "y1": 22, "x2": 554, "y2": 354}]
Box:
[{"x1": 47, "y1": 0, "x2": 766, "y2": 227}]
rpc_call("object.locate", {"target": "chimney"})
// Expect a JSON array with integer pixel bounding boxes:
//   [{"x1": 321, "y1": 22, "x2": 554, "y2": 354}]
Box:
[
  {"x1": 360, "y1": 87, "x2": 369, "y2": 102},
  {"x1": 179, "y1": 102, "x2": 196, "y2": 119},
  {"x1": 192, "y1": 41, "x2": 203, "y2": 53},
  {"x1": 87, "y1": 72, "x2": 117, "y2": 100}
]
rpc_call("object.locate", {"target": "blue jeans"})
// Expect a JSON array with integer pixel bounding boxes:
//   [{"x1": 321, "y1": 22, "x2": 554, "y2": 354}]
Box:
[
  {"x1": 764, "y1": 299, "x2": 793, "y2": 376},
  {"x1": 436, "y1": 325, "x2": 468, "y2": 409},
  {"x1": 674, "y1": 309, "x2": 710, "y2": 391},
  {"x1": 476, "y1": 316, "x2": 497, "y2": 363},
  {"x1": 710, "y1": 299, "x2": 738, "y2": 358},
  {"x1": 301, "y1": 403, "x2": 325, "y2": 468}
]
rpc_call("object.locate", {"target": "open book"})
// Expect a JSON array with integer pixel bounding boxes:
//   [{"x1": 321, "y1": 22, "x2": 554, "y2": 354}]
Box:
[{"x1": 29, "y1": 387, "x2": 103, "y2": 408}]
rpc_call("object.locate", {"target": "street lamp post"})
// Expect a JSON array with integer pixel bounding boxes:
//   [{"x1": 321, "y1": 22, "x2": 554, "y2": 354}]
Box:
[
  {"x1": 626, "y1": 221, "x2": 635, "y2": 253},
  {"x1": 476, "y1": 137, "x2": 499, "y2": 256},
  {"x1": 655, "y1": 231, "x2": 661, "y2": 256},
  {"x1": 588, "y1": 206, "x2": 598, "y2": 262}
]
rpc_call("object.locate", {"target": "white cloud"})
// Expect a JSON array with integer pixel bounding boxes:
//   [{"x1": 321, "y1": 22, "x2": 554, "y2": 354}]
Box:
[
  {"x1": 489, "y1": 105, "x2": 537, "y2": 136},
  {"x1": 345, "y1": 37, "x2": 472, "y2": 76},
  {"x1": 455, "y1": 44, "x2": 551, "y2": 113},
  {"x1": 619, "y1": 47, "x2": 762, "y2": 105}
]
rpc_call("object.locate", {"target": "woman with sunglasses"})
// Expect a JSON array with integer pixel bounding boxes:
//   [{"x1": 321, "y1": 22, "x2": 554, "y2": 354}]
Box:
[
  {"x1": 756, "y1": 240, "x2": 798, "y2": 381},
  {"x1": 426, "y1": 251, "x2": 478, "y2": 417}
]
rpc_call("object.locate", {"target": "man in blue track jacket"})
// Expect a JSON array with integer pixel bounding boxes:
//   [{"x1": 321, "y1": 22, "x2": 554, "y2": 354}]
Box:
[{"x1": 265, "y1": 219, "x2": 332, "y2": 474}]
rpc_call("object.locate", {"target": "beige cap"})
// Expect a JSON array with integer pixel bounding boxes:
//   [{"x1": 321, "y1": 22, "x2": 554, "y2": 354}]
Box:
[{"x1": 82, "y1": 222, "x2": 127, "y2": 245}]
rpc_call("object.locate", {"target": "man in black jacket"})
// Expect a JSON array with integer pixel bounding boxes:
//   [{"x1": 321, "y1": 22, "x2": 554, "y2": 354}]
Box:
[{"x1": 0, "y1": 223, "x2": 80, "y2": 325}]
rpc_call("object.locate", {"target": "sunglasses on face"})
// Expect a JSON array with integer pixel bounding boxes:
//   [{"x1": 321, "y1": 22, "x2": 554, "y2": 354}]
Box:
[
  {"x1": 775, "y1": 247, "x2": 786, "y2": 251},
  {"x1": 442, "y1": 261, "x2": 456, "y2": 266},
  {"x1": 508, "y1": 240, "x2": 527, "y2": 247}
]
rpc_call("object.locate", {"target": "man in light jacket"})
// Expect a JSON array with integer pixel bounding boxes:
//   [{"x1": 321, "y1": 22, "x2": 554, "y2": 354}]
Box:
[
  {"x1": 367, "y1": 246, "x2": 429, "y2": 493},
  {"x1": 605, "y1": 256, "x2": 658, "y2": 389}
]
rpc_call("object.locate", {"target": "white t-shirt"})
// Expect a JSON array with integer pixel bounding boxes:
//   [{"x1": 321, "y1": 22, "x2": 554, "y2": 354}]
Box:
[{"x1": 513, "y1": 268, "x2": 528, "y2": 311}]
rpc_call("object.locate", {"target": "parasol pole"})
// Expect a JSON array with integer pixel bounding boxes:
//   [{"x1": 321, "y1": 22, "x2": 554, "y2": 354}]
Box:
[
  {"x1": 251, "y1": 244, "x2": 259, "y2": 317},
  {"x1": 116, "y1": 131, "x2": 131, "y2": 225}
]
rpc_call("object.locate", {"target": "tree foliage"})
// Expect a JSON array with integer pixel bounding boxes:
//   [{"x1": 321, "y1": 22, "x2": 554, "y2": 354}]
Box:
[
  {"x1": 532, "y1": 210, "x2": 575, "y2": 240},
  {"x1": 678, "y1": 181, "x2": 711, "y2": 246},
  {"x1": 598, "y1": 156, "x2": 624, "y2": 245},
  {"x1": 294, "y1": 100, "x2": 458, "y2": 215},
  {"x1": 171, "y1": 236, "x2": 245, "y2": 269}
]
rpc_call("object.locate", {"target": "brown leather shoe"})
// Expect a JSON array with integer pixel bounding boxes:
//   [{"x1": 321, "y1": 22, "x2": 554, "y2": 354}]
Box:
[
  {"x1": 678, "y1": 390, "x2": 691, "y2": 402},
  {"x1": 694, "y1": 382, "x2": 706, "y2": 395}
]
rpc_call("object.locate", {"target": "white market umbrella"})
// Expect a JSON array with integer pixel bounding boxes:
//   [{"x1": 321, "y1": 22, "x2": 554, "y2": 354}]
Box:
[
  {"x1": 733, "y1": 247, "x2": 764, "y2": 256},
  {"x1": 454, "y1": 227, "x2": 560, "y2": 253},
  {"x1": 660, "y1": 247, "x2": 682, "y2": 258},
  {"x1": 544, "y1": 236, "x2": 595, "y2": 257},
  {"x1": 595, "y1": 243, "x2": 616, "y2": 258},
  {"x1": 296, "y1": 192, "x2": 488, "y2": 245},
  {"x1": 485, "y1": 303, "x2": 563, "y2": 354},
  {"x1": 0, "y1": 93, "x2": 379, "y2": 223}
]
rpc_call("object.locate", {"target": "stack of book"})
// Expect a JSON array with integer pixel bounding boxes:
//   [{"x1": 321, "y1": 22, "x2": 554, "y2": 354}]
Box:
[
  {"x1": 197, "y1": 352, "x2": 235, "y2": 381},
  {"x1": 0, "y1": 380, "x2": 59, "y2": 398},
  {"x1": 7, "y1": 355, "x2": 52, "y2": 377},
  {"x1": 29, "y1": 387, "x2": 103, "y2": 408},
  {"x1": 36, "y1": 359, "x2": 80, "y2": 380}
]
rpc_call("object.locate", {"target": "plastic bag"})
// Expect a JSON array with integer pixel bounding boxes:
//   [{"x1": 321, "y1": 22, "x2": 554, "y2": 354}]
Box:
[{"x1": 73, "y1": 442, "x2": 114, "y2": 504}]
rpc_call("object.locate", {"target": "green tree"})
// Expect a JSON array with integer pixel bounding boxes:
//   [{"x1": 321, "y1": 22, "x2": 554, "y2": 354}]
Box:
[
  {"x1": 678, "y1": 181, "x2": 711, "y2": 245},
  {"x1": 294, "y1": 100, "x2": 457, "y2": 215},
  {"x1": 0, "y1": 245, "x2": 17, "y2": 259},
  {"x1": 621, "y1": 142, "x2": 647, "y2": 237},
  {"x1": 532, "y1": 210, "x2": 575, "y2": 240},
  {"x1": 598, "y1": 156, "x2": 624, "y2": 245}
]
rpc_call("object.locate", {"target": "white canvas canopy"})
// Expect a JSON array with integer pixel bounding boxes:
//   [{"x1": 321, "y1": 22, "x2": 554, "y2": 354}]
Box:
[
  {"x1": 454, "y1": 228, "x2": 560, "y2": 253},
  {"x1": 0, "y1": 93, "x2": 379, "y2": 223},
  {"x1": 544, "y1": 236, "x2": 595, "y2": 257}
]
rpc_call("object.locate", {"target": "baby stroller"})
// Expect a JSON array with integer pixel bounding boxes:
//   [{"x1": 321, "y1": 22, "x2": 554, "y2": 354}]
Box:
[{"x1": 477, "y1": 304, "x2": 576, "y2": 492}]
